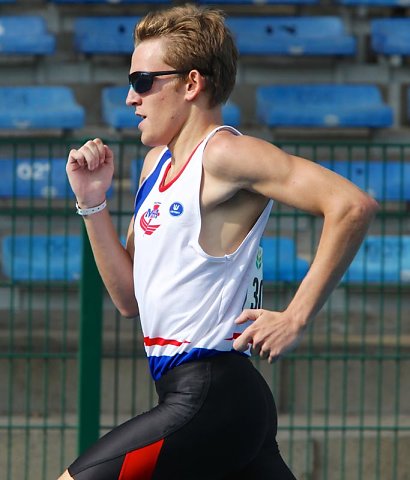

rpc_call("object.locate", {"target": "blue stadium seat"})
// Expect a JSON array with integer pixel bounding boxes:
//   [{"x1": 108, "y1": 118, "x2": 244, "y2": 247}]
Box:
[
  {"x1": 1, "y1": 235, "x2": 81, "y2": 282},
  {"x1": 0, "y1": 1, "x2": 16, "y2": 4},
  {"x1": 74, "y1": 17, "x2": 140, "y2": 54},
  {"x1": 200, "y1": 0, "x2": 318, "y2": 4},
  {"x1": 0, "y1": 16, "x2": 55, "y2": 55},
  {"x1": 53, "y1": 0, "x2": 168, "y2": 3},
  {"x1": 318, "y1": 160, "x2": 410, "y2": 202},
  {"x1": 260, "y1": 237, "x2": 309, "y2": 282},
  {"x1": 338, "y1": 0, "x2": 410, "y2": 5},
  {"x1": 0, "y1": 87, "x2": 85, "y2": 130},
  {"x1": 102, "y1": 86, "x2": 141, "y2": 129},
  {"x1": 371, "y1": 19, "x2": 410, "y2": 56},
  {"x1": 130, "y1": 159, "x2": 144, "y2": 194},
  {"x1": 0, "y1": 159, "x2": 73, "y2": 199},
  {"x1": 222, "y1": 101, "x2": 241, "y2": 127},
  {"x1": 51, "y1": 0, "x2": 167, "y2": 5},
  {"x1": 343, "y1": 236, "x2": 410, "y2": 284},
  {"x1": 226, "y1": 17, "x2": 355, "y2": 56},
  {"x1": 256, "y1": 84, "x2": 393, "y2": 128},
  {"x1": 102, "y1": 86, "x2": 240, "y2": 128},
  {"x1": 408, "y1": 87, "x2": 410, "y2": 124}
]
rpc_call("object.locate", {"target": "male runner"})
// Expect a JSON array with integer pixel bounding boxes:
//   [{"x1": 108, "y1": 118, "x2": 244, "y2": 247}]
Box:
[{"x1": 59, "y1": 4, "x2": 378, "y2": 479}]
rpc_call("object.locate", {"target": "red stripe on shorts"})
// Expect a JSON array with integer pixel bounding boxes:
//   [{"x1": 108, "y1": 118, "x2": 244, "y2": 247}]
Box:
[{"x1": 118, "y1": 439, "x2": 164, "y2": 480}]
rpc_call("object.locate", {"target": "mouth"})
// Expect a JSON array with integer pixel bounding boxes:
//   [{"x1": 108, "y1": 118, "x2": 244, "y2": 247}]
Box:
[{"x1": 136, "y1": 112, "x2": 146, "y2": 120}]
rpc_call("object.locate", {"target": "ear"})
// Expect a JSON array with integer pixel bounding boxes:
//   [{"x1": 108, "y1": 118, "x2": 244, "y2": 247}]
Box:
[{"x1": 184, "y1": 70, "x2": 207, "y2": 102}]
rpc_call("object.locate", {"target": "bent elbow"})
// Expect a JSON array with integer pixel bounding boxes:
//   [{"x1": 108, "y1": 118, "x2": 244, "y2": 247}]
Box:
[
  {"x1": 358, "y1": 193, "x2": 379, "y2": 220},
  {"x1": 348, "y1": 192, "x2": 379, "y2": 228},
  {"x1": 117, "y1": 301, "x2": 139, "y2": 319}
]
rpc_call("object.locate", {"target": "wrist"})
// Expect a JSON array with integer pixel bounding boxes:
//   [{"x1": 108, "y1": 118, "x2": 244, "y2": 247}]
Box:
[
  {"x1": 76, "y1": 198, "x2": 107, "y2": 217},
  {"x1": 75, "y1": 197, "x2": 106, "y2": 210},
  {"x1": 283, "y1": 305, "x2": 311, "y2": 331}
]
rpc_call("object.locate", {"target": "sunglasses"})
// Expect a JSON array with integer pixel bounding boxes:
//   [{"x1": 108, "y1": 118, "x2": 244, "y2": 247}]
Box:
[{"x1": 128, "y1": 70, "x2": 190, "y2": 94}]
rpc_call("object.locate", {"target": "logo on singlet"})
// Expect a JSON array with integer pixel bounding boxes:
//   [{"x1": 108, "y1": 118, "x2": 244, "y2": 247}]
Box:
[
  {"x1": 169, "y1": 202, "x2": 184, "y2": 217},
  {"x1": 140, "y1": 202, "x2": 161, "y2": 235}
]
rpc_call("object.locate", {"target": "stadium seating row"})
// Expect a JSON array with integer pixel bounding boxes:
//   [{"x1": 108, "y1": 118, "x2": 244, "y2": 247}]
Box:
[
  {"x1": 2, "y1": 15, "x2": 410, "y2": 57},
  {"x1": 0, "y1": 157, "x2": 408, "y2": 202},
  {"x1": 0, "y1": 87, "x2": 84, "y2": 130},
  {"x1": 102, "y1": 86, "x2": 241, "y2": 128},
  {"x1": 0, "y1": 85, "x2": 397, "y2": 130},
  {"x1": 1, "y1": 0, "x2": 410, "y2": 5},
  {"x1": 28, "y1": 0, "x2": 410, "y2": 5},
  {"x1": 1, "y1": 234, "x2": 409, "y2": 284}
]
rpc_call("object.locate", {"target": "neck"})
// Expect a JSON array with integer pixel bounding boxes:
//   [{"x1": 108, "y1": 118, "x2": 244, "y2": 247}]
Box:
[{"x1": 167, "y1": 107, "x2": 222, "y2": 166}]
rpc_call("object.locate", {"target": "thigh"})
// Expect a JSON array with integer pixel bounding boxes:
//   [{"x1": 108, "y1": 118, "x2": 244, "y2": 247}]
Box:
[
  {"x1": 68, "y1": 360, "x2": 212, "y2": 480},
  {"x1": 153, "y1": 354, "x2": 279, "y2": 480},
  {"x1": 237, "y1": 446, "x2": 298, "y2": 480},
  {"x1": 68, "y1": 353, "x2": 283, "y2": 480}
]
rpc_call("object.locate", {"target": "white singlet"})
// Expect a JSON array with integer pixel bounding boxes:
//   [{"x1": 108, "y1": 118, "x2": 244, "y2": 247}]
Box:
[{"x1": 133, "y1": 126, "x2": 273, "y2": 380}]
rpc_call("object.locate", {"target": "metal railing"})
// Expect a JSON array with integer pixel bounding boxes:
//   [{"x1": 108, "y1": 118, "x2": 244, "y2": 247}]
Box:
[{"x1": 0, "y1": 138, "x2": 409, "y2": 479}]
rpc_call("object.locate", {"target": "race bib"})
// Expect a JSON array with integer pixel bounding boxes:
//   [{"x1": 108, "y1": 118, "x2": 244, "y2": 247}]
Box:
[{"x1": 243, "y1": 246, "x2": 264, "y2": 310}]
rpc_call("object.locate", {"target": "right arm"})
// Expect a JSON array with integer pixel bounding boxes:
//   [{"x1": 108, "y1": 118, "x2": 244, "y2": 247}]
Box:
[{"x1": 67, "y1": 138, "x2": 138, "y2": 318}]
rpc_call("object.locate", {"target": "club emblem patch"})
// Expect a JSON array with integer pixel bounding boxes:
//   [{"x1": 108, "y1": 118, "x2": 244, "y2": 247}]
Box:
[{"x1": 140, "y1": 202, "x2": 161, "y2": 235}]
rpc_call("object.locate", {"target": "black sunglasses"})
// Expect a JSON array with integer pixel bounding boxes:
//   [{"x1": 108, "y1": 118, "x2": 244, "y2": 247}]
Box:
[{"x1": 128, "y1": 70, "x2": 190, "y2": 94}]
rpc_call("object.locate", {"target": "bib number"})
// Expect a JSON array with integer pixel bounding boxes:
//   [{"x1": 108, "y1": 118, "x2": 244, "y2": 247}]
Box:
[{"x1": 244, "y1": 246, "x2": 264, "y2": 310}]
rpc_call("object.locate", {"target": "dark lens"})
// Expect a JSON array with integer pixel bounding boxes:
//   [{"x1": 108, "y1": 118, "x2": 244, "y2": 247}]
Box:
[{"x1": 129, "y1": 73, "x2": 154, "y2": 94}]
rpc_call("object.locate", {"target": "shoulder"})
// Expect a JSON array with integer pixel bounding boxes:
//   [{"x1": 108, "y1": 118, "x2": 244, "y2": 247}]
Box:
[{"x1": 203, "y1": 130, "x2": 290, "y2": 187}]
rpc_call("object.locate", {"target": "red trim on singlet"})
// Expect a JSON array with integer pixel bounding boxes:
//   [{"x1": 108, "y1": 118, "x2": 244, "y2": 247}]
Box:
[
  {"x1": 118, "y1": 439, "x2": 164, "y2": 480},
  {"x1": 158, "y1": 140, "x2": 203, "y2": 192},
  {"x1": 144, "y1": 336, "x2": 191, "y2": 347}
]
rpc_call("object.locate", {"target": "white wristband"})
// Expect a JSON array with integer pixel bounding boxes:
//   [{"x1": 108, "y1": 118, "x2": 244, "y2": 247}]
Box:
[{"x1": 76, "y1": 199, "x2": 107, "y2": 216}]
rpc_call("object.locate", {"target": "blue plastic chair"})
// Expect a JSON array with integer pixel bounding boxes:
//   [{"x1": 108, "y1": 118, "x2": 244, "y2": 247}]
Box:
[
  {"x1": 52, "y1": 0, "x2": 169, "y2": 3},
  {"x1": 318, "y1": 160, "x2": 410, "y2": 202},
  {"x1": 0, "y1": 16, "x2": 55, "y2": 55},
  {"x1": 338, "y1": 0, "x2": 410, "y2": 5},
  {"x1": 102, "y1": 86, "x2": 240, "y2": 128},
  {"x1": 344, "y1": 236, "x2": 410, "y2": 284},
  {"x1": 260, "y1": 237, "x2": 309, "y2": 282},
  {"x1": 222, "y1": 102, "x2": 241, "y2": 127},
  {"x1": 408, "y1": 87, "x2": 410, "y2": 125},
  {"x1": 1, "y1": 235, "x2": 82, "y2": 282},
  {"x1": 0, "y1": 159, "x2": 73, "y2": 199},
  {"x1": 226, "y1": 16, "x2": 356, "y2": 56},
  {"x1": 0, "y1": 87, "x2": 85, "y2": 130},
  {"x1": 371, "y1": 19, "x2": 410, "y2": 56},
  {"x1": 256, "y1": 84, "x2": 393, "y2": 128},
  {"x1": 102, "y1": 86, "x2": 141, "y2": 129},
  {"x1": 130, "y1": 159, "x2": 144, "y2": 194},
  {"x1": 199, "y1": 0, "x2": 318, "y2": 4},
  {"x1": 74, "y1": 17, "x2": 140, "y2": 54}
]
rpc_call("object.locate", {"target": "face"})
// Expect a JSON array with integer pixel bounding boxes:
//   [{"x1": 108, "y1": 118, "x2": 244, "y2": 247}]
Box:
[{"x1": 126, "y1": 38, "x2": 188, "y2": 147}]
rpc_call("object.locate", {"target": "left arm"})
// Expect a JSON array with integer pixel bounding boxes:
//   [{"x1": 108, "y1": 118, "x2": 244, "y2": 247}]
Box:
[{"x1": 206, "y1": 133, "x2": 379, "y2": 362}]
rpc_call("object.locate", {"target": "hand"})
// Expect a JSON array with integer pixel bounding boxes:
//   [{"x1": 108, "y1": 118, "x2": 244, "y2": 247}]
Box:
[
  {"x1": 233, "y1": 309, "x2": 305, "y2": 363},
  {"x1": 66, "y1": 138, "x2": 115, "y2": 207}
]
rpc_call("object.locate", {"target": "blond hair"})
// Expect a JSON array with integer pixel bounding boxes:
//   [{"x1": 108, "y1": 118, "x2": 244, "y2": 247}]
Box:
[{"x1": 134, "y1": 4, "x2": 237, "y2": 107}]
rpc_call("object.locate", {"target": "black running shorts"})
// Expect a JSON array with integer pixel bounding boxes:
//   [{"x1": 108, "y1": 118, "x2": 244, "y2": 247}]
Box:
[{"x1": 68, "y1": 352, "x2": 296, "y2": 480}]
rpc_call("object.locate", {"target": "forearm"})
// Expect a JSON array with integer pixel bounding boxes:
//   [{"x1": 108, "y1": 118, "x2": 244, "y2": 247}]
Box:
[
  {"x1": 285, "y1": 197, "x2": 378, "y2": 328},
  {"x1": 81, "y1": 208, "x2": 138, "y2": 318}
]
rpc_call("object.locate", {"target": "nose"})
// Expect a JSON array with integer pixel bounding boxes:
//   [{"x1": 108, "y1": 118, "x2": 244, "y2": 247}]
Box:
[{"x1": 126, "y1": 86, "x2": 141, "y2": 107}]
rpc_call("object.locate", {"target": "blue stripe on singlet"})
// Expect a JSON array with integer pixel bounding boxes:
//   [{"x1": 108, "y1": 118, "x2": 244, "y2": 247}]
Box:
[
  {"x1": 133, "y1": 149, "x2": 172, "y2": 218},
  {"x1": 148, "y1": 349, "x2": 249, "y2": 381}
]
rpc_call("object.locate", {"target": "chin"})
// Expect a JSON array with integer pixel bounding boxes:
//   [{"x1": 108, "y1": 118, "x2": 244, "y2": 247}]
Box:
[{"x1": 141, "y1": 131, "x2": 171, "y2": 148}]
